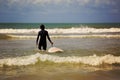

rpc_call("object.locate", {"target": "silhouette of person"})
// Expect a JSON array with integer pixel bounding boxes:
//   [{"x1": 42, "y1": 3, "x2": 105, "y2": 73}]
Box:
[{"x1": 36, "y1": 24, "x2": 53, "y2": 50}]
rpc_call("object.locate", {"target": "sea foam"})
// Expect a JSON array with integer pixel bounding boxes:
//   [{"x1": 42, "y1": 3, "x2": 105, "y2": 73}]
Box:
[
  {"x1": 0, "y1": 28, "x2": 120, "y2": 34},
  {"x1": 0, "y1": 53, "x2": 120, "y2": 67},
  {"x1": 1, "y1": 28, "x2": 120, "y2": 39}
]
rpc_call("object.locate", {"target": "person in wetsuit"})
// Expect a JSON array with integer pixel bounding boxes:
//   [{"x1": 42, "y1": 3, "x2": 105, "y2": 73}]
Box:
[{"x1": 36, "y1": 24, "x2": 53, "y2": 50}]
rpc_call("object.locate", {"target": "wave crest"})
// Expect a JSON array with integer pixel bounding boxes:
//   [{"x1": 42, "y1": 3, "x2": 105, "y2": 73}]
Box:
[
  {"x1": 0, "y1": 53, "x2": 120, "y2": 67},
  {"x1": 0, "y1": 28, "x2": 120, "y2": 34}
]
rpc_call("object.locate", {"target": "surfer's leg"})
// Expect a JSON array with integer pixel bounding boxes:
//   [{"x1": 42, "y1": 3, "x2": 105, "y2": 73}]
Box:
[
  {"x1": 43, "y1": 43, "x2": 47, "y2": 50},
  {"x1": 38, "y1": 43, "x2": 42, "y2": 50},
  {"x1": 38, "y1": 46, "x2": 41, "y2": 50}
]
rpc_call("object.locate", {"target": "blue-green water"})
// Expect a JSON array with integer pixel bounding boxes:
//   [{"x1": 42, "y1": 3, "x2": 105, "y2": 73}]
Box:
[{"x1": 0, "y1": 23, "x2": 120, "y2": 29}]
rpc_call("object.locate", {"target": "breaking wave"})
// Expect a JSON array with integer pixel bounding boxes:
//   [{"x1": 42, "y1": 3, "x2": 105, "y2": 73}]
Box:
[
  {"x1": 0, "y1": 27, "x2": 120, "y2": 34},
  {"x1": 0, "y1": 27, "x2": 120, "y2": 39},
  {"x1": 3, "y1": 34, "x2": 120, "y2": 39},
  {"x1": 0, "y1": 53, "x2": 120, "y2": 67}
]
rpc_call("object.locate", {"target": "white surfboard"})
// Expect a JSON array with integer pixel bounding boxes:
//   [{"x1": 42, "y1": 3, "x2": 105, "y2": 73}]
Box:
[{"x1": 48, "y1": 47, "x2": 63, "y2": 53}]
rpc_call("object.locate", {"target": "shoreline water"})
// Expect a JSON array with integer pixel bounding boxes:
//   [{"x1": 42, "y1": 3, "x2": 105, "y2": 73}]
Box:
[{"x1": 0, "y1": 38, "x2": 120, "y2": 80}]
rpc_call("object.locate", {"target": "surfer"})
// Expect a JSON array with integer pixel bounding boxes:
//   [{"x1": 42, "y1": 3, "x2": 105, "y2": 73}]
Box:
[{"x1": 36, "y1": 24, "x2": 53, "y2": 50}]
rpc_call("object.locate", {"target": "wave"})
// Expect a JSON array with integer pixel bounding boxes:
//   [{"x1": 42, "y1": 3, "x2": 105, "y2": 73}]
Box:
[
  {"x1": 0, "y1": 27, "x2": 120, "y2": 34},
  {"x1": 4, "y1": 34, "x2": 120, "y2": 39},
  {"x1": 0, "y1": 53, "x2": 120, "y2": 67},
  {"x1": 0, "y1": 27, "x2": 120, "y2": 39}
]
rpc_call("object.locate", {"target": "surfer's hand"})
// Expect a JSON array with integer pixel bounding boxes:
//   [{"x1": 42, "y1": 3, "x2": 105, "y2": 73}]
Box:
[
  {"x1": 51, "y1": 42, "x2": 53, "y2": 45},
  {"x1": 51, "y1": 42, "x2": 53, "y2": 46}
]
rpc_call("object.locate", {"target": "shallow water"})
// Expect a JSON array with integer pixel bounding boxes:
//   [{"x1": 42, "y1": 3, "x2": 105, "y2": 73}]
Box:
[
  {"x1": 0, "y1": 38, "x2": 120, "y2": 80},
  {"x1": 0, "y1": 38, "x2": 120, "y2": 57}
]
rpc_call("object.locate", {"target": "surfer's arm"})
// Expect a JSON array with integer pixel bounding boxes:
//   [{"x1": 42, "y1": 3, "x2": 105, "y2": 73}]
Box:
[
  {"x1": 46, "y1": 31, "x2": 53, "y2": 45},
  {"x1": 36, "y1": 32, "x2": 39, "y2": 45}
]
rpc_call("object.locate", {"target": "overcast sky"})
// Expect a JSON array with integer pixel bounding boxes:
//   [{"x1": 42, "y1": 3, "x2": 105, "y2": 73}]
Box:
[{"x1": 0, "y1": 0, "x2": 120, "y2": 23}]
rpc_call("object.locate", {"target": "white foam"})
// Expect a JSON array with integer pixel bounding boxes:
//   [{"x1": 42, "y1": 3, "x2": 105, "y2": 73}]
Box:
[
  {"x1": 0, "y1": 53, "x2": 40, "y2": 67},
  {"x1": 0, "y1": 28, "x2": 120, "y2": 34},
  {"x1": 8, "y1": 34, "x2": 120, "y2": 39},
  {"x1": 0, "y1": 29, "x2": 39, "y2": 34},
  {"x1": 38, "y1": 54, "x2": 120, "y2": 66},
  {"x1": 48, "y1": 28, "x2": 120, "y2": 34},
  {"x1": 0, "y1": 53, "x2": 120, "y2": 67},
  {"x1": 1, "y1": 28, "x2": 120, "y2": 39}
]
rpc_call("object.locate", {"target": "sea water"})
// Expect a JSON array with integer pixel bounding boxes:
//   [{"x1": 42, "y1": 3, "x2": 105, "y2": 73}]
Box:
[{"x1": 0, "y1": 23, "x2": 120, "y2": 80}]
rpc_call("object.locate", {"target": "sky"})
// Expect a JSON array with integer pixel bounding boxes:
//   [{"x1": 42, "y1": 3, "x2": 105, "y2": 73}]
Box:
[{"x1": 0, "y1": 0, "x2": 120, "y2": 23}]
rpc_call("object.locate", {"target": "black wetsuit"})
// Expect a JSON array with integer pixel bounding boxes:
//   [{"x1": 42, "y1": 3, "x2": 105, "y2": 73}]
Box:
[{"x1": 36, "y1": 30, "x2": 52, "y2": 50}]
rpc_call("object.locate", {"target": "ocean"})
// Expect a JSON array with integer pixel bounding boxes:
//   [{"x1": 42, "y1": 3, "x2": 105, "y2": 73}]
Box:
[
  {"x1": 0, "y1": 23, "x2": 120, "y2": 29},
  {"x1": 0, "y1": 23, "x2": 120, "y2": 80}
]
